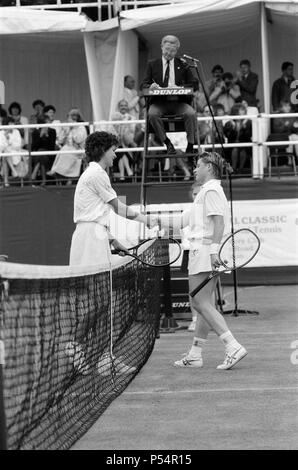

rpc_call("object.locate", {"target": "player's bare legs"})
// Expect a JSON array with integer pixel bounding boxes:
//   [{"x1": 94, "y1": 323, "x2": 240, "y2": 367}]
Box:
[
  {"x1": 175, "y1": 273, "x2": 247, "y2": 369},
  {"x1": 190, "y1": 274, "x2": 229, "y2": 335}
]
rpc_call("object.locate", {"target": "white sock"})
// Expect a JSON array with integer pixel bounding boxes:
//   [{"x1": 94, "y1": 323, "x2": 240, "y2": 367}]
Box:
[
  {"x1": 219, "y1": 330, "x2": 241, "y2": 353},
  {"x1": 189, "y1": 337, "x2": 206, "y2": 358}
]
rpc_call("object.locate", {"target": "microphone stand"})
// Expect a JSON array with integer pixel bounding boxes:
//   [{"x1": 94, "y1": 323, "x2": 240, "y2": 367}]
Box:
[{"x1": 185, "y1": 55, "x2": 258, "y2": 316}]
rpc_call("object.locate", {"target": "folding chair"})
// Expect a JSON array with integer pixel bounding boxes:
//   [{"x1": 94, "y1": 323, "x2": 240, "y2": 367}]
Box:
[{"x1": 267, "y1": 133, "x2": 297, "y2": 178}]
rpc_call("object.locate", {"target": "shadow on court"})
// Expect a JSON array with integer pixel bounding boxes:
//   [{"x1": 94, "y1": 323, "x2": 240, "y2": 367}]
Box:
[{"x1": 71, "y1": 286, "x2": 298, "y2": 450}]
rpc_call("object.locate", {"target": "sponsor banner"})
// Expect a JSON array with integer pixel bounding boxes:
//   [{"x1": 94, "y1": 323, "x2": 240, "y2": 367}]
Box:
[
  {"x1": 110, "y1": 199, "x2": 298, "y2": 268},
  {"x1": 227, "y1": 199, "x2": 298, "y2": 267}
]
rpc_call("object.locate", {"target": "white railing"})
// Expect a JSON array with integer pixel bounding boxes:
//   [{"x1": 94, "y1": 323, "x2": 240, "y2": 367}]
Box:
[
  {"x1": 17, "y1": 0, "x2": 105, "y2": 8},
  {"x1": 12, "y1": 0, "x2": 177, "y2": 20},
  {"x1": 15, "y1": 1, "x2": 116, "y2": 21},
  {"x1": 0, "y1": 113, "x2": 297, "y2": 181},
  {"x1": 116, "y1": 0, "x2": 179, "y2": 11}
]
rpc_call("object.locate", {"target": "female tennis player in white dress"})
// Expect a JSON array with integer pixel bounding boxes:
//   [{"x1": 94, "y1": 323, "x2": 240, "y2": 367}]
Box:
[
  {"x1": 69, "y1": 131, "x2": 153, "y2": 267},
  {"x1": 68, "y1": 132, "x2": 155, "y2": 376},
  {"x1": 160, "y1": 152, "x2": 247, "y2": 370}
]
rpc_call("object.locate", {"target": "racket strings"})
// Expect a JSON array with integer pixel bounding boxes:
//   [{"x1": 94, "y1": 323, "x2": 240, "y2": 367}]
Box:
[
  {"x1": 134, "y1": 238, "x2": 181, "y2": 268},
  {"x1": 220, "y1": 230, "x2": 260, "y2": 269}
]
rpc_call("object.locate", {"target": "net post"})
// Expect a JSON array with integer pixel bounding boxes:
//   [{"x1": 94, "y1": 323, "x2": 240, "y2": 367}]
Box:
[
  {"x1": 0, "y1": 257, "x2": 8, "y2": 450},
  {"x1": 159, "y1": 237, "x2": 179, "y2": 333},
  {"x1": 0, "y1": 355, "x2": 7, "y2": 451}
]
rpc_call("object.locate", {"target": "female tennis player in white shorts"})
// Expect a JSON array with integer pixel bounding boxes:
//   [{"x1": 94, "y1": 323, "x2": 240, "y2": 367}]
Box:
[
  {"x1": 160, "y1": 152, "x2": 247, "y2": 370},
  {"x1": 180, "y1": 182, "x2": 201, "y2": 332},
  {"x1": 69, "y1": 131, "x2": 154, "y2": 267}
]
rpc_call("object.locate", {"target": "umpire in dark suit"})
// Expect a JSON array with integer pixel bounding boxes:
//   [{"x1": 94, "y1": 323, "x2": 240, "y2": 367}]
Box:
[{"x1": 141, "y1": 35, "x2": 198, "y2": 155}]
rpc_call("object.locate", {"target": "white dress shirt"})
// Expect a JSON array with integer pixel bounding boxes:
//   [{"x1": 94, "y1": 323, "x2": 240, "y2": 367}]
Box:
[{"x1": 162, "y1": 56, "x2": 175, "y2": 87}]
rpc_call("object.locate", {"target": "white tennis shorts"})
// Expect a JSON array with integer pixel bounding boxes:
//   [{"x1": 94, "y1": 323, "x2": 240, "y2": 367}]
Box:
[
  {"x1": 69, "y1": 222, "x2": 111, "y2": 267},
  {"x1": 188, "y1": 245, "x2": 212, "y2": 275}
]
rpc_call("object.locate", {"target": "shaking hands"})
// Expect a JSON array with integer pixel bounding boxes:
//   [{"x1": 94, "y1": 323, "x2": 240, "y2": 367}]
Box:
[{"x1": 145, "y1": 214, "x2": 160, "y2": 229}]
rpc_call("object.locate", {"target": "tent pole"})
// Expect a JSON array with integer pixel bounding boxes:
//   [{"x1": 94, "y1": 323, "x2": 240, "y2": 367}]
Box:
[
  {"x1": 97, "y1": 0, "x2": 102, "y2": 22},
  {"x1": 83, "y1": 32, "x2": 104, "y2": 121},
  {"x1": 260, "y1": 2, "x2": 271, "y2": 178},
  {"x1": 108, "y1": 29, "x2": 139, "y2": 120},
  {"x1": 109, "y1": 29, "x2": 122, "y2": 120},
  {"x1": 261, "y1": 1, "x2": 270, "y2": 113}
]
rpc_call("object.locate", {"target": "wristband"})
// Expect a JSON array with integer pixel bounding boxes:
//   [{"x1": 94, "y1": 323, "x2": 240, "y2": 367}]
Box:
[{"x1": 210, "y1": 243, "x2": 220, "y2": 255}]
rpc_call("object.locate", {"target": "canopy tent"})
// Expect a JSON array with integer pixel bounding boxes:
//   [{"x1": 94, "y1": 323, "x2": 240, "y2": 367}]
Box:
[
  {"x1": 0, "y1": 7, "x2": 88, "y2": 34},
  {"x1": 0, "y1": 31, "x2": 93, "y2": 122},
  {"x1": 0, "y1": 7, "x2": 138, "y2": 121},
  {"x1": 0, "y1": 1, "x2": 297, "y2": 122},
  {"x1": 118, "y1": 0, "x2": 298, "y2": 113},
  {"x1": 120, "y1": 0, "x2": 298, "y2": 34},
  {"x1": 84, "y1": 28, "x2": 139, "y2": 121},
  {"x1": 0, "y1": 8, "x2": 92, "y2": 119}
]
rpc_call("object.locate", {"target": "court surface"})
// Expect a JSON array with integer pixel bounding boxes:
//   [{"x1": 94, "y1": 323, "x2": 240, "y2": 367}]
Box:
[{"x1": 71, "y1": 285, "x2": 298, "y2": 450}]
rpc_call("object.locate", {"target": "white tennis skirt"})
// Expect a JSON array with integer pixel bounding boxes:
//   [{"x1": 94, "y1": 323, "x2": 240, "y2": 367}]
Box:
[
  {"x1": 69, "y1": 222, "x2": 111, "y2": 267},
  {"x1": 188, "y1": 245, "x2": 212, "y2": 275}
]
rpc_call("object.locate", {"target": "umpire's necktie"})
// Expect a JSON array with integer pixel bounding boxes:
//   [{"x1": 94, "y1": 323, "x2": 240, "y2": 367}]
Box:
[{"x1": 163, "y1": 60, "x2": 170, "y2": 87}]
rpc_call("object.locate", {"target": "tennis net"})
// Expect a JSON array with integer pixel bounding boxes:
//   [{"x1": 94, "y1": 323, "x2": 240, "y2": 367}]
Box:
[{"x1": 0, "y1": 239, "x2": 168, "y2": 450}]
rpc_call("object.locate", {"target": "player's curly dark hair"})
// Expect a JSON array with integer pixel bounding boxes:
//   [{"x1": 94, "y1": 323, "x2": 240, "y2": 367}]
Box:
[{"x1": 85, "y1": 131, "x2": 119, "y2": 162}]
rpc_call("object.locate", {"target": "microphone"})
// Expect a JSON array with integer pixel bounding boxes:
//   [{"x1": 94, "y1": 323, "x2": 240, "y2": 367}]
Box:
[
  {"x1": 180, "y1": 57, "x2": 196, "y2": 67},
  {"x1": 183, "y1": 54, "x2": 198, "y2": 62}
]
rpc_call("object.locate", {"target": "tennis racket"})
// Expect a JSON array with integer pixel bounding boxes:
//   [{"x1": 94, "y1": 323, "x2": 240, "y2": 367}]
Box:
[
  {"x1": 190, "y1": 228, "x2": 260, "y2": 298},
  {"x1": 111, "y1": 237, "x2": 182, "y2": 268}
]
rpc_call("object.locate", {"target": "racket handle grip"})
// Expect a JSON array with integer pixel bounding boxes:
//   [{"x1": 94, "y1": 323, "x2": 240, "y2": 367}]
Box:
[
  {"x1": 190, "y1": 275, "x2": 212, "y2": 298},
  {"x1": 111, "y1": 248, "x2": 131, "y2": 255}
]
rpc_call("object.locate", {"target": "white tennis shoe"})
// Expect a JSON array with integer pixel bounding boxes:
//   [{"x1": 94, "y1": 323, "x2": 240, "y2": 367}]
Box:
[
  {"x1": 174, "y1": 353, "x2": 203, "y2": 368},
  {"x1": 217, "y1": 346, "x2": 247, "y2": 370}
]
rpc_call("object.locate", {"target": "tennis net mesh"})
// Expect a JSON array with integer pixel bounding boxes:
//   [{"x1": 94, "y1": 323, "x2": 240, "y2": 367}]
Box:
[{"x1": 0, "y1": 239, "x2": 168, "y2": 450}]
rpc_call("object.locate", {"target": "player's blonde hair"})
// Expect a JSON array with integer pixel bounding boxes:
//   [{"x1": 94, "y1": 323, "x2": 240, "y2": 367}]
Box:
[{"x1": 199, "y1": 151, "x2": 224, "y2": 179}]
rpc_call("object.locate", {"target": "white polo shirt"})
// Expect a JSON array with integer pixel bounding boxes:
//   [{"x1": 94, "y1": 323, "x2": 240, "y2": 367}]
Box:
[
  {"x1": 73, "y1": 162, "x2": 117, "y2": 226},
  {"x1": 186, "y1": 179, "x2": 230, "y2": 250}
]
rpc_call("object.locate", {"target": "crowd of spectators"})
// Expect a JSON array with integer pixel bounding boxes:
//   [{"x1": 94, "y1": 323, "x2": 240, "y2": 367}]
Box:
[
  {"x1": 0, "y1": 100, "x2": 89, "y2": 186},
  {"x1": 0, "y1": 59, "x2": 297, "y2": 186},
  {"x1": 108, "y1": 60, "x2": 296, "y2": 179}
]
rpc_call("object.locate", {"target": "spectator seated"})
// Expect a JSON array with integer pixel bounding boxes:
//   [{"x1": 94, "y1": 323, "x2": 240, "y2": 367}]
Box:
[
  {"x1": 47, "y1": 108, "x2": 87, "y2": 185},
  {"x1": 111, "y1": 99, "x2": 136, "y2": 182},
  {"x1": 209, "y1": 72, "x2": 241, "y2": 115},
  {"x1": 268, "y1": 100, "x2": 297, "y2": 174},
  {"x1": 31, "y1": 115, "x2": 57, "y2": 186},
  {"x1": 224, "y1": 103, "x2": 252, "y2": 175},
  {"x1": 123, "y1": 75, "x2": 140, "y2": 120},
  {"x1": 0, "y1": 113, "x2": 28, "y2": 187},
  {"x1": 8, "y1": 101, "x2": 29, "y2": 148}
]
